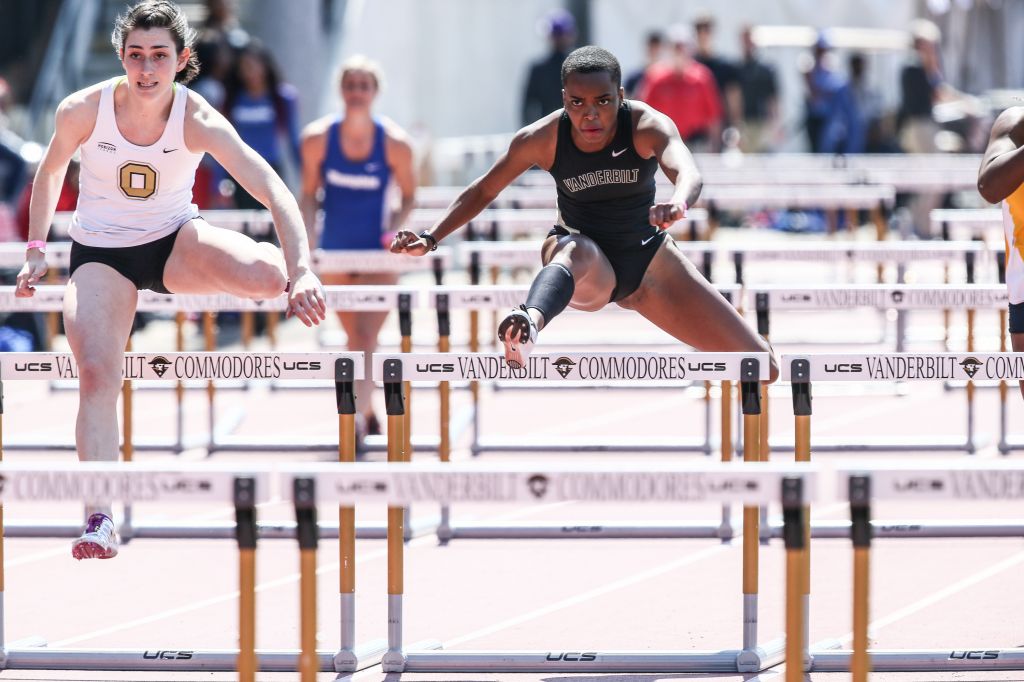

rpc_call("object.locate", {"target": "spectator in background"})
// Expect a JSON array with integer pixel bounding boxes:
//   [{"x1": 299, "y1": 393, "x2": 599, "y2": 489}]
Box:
[
  {"x1": 624, "y1": 30, "x2": 663, "y2": 99},
  {"x1": 736, "y1": 25, "x2": 779, "y2": 153},
  {"x1": 849, "y1": 52, "x2": 897, "y2": 153},
  {"x1": 694, "y1": 13, "x2": 742, "y2": 131},
  {"x1": 203, "y1": 0, "x2": 249, "y2": 53},
  {"x1": 898, "y1": 19, "x2": 945, "y2": 154},
  {"x1": 521, "y1": 9, "x2": 577, "y2": 125},
  {"x1": 802, "y1": 31, "x2": 862, "y2": 154},
  {"x1": 638, "y1": 24, "x2": 722, "y2": 152},
  {"x1": 222, "y1": 41, "x2": 301, "y2": 210}
]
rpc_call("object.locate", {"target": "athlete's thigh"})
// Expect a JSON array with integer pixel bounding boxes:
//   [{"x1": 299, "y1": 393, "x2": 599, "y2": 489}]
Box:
[
  {"x1": 323, "y1": 271, "x2": 397, "y2": 340},
  {"x1": 541, "y1": 232, "x2": 616, "y2": 311},
  {"x1": 63, "y1": 263, "x2": 139, "y2": 369},
  {"x1": 163, "y1": 219, "x2": 284, "y2": 294},
  {"x1": 623, "y1": 239, "x2": 766, "y2": 352}
]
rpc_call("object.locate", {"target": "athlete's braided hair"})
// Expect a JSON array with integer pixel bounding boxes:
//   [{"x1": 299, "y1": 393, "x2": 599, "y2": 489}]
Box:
[
  {"x1": 560, "y1": 46, "x2": 621, "y2": 89},
  {"x1": 111, "y1": 1, "x2": 200, "y2": 84}
]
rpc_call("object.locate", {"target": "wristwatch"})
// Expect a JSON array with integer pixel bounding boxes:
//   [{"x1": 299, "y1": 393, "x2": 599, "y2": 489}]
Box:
[{"x1": 418, "y1": 231, "x2": 438, "y2": 251}]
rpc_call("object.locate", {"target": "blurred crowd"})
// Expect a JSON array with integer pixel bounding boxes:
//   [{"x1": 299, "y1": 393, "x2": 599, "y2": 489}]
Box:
[{"x1": 523, "y1": 11, "x2": 986, "y2": 156}]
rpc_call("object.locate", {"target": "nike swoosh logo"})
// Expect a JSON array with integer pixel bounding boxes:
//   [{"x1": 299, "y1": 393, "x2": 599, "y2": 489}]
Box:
[
  {"x1": 162, "y1": 148, "x2": 177, "y2": 153},
  {"x1": 611, "y1": 148, "x2": 627, "y2": 157},
  {"x1": 641, "y1": 233, "x2": 658, "y2": 246}
]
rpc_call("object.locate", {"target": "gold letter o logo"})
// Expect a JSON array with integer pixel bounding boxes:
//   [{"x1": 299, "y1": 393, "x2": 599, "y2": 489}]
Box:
[{"x1": 118, "y1": 162, "x2": 158, "y2": 200}]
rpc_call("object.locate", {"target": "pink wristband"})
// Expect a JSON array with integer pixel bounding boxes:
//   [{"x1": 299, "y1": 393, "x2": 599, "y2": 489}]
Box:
[
  {"x1": 26, "y1": 240, "x2": 45, "y2": 253},
  {"x1": 680, "y1": 200, "x2": 688, "y2": 218}
]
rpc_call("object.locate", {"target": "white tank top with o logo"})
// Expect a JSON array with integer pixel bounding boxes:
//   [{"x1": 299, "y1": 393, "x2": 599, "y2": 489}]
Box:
[{"x1": 70, "y1": 78, "x2": 203, "y2": 247}]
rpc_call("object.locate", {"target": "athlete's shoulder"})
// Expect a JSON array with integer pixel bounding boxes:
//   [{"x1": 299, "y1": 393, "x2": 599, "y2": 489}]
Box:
[
  {"x1": 379, "y1": 116, "x2": 413, "y2": 148},
  {"x1": 183, "y1": 86, "x2": 227, "y2": 129},
  {"x1": 630, "y1": 99, "x2": 672, "y2": 133},
  {"x1": 58, "y1": 81, "x2": 108, "y2": 120},
  {"x1": 514, "y1": 109, "x2": 561, "y2": 149}
]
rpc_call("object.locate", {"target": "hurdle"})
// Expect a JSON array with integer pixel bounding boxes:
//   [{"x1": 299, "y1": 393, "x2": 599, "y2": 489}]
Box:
[
  {"x1": 814, "y1": 462, "x2": 1024, "y2": 675},
  {"x1": 760, "y1": 285, "x2": 1008, "y2": 453},
  {"x1": 930, "y1": 207, "x2": 1001, "y2": 243},
  {"x1": 284, "y1": 456, "x2": 814, "y2": 674},
  {"x1": 0, "y1": 462, "x2": 287, "y2": 676},
  {"x1": 362, "y1": 354, "x2": 802, "y2": 673},
  {"x1": 782, "y1": 353, "x2": 1024, "y2": 539}
]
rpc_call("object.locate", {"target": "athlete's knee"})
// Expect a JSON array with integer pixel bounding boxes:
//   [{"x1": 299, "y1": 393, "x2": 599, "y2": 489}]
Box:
[
  {"x1": 248, "y1": 259, "x2": 288, "y2": 299},
  {"x1": 76, "y1": 356, "x2": 124, "y2": 399}
]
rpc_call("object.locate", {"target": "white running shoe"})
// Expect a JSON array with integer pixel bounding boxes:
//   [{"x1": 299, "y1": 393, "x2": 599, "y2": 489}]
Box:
[
  {"x1": 497, "y1": 305, "x2": 538, "y2": 369},
  {"x1": 71, "y1": 513, "x2": 119, "y2": 560}
]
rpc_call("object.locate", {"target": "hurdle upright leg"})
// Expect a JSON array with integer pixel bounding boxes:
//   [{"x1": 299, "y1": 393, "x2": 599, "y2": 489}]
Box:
[
  {"x1": 204, "y1": 311, "x2": 217, "y2": 450},
  {"x1": 382, "y1": 360, "x2": 407, "y2": 672},
  {"x1": 755, "y1": 295, "x2": 770, "y2": 544},
  {"x1": 849, "y1": 475, "x2": 872, "y2": 682},
  {"x1": 294, "y1": 477, "x2": 318, "y2": 682},
  {"x1": 175, "y1": 312, "x2": 186, "y2": 451},
  {"x1": 436, "y1": 295, "x2": 453, "y2": 542},
  {"x1": 234, "y1": 477, "x2": 257, "y2": 682},
  {"x1": 336, "y1": 357, "x2": 358, "y2": 669},
  {"x1": 718, "y1": 377, "x2": 733, "y2": 541},
  {"x1": 790, "y1": 359, "x2": 812, "y2": 666},
  {"x1": 782, "y1": 477, "x2": 807, "y2": 682},
  {"x1": 739, "y1": 359, "x2": 762, "y2": 658},
  {"x1": 122, "y1": 339, "x2": 134, "y2": 537}
]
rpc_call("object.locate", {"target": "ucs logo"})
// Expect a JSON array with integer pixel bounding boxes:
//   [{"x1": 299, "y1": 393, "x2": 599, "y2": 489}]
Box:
[
  {"x1": 14, "y1": 362, "x2": 52, "y2": 372},
  {"x1": 417, "y1": 363, "x2": 454, "y2": 373},
  {"x1": 142, "y1": 650, "x2": 194, "y2": 660},
  {"x1": 282, "y1": 361, "x2": 322, "y2": 371},
  {"x1": 893, "y1": 477, "x2": 945, "y2": 492},
  {"x1": 825, "y1": 363, "x2": 863, "y2": 373},
  {"x1": 148, "y1": 356, "x2": 171, "y2": 378},
  {"x1": 545, "y1": 652, "x2": 598, "y2": 662},
  {"x1": 959, "y1": 356, "x2": 982, "y2": 379},
  {"x1": 949, "y1": 650, "x2": 999, "y2": 660},
  {"x1": 552, "y1": 357, "x2": 576, "y2": 378}
]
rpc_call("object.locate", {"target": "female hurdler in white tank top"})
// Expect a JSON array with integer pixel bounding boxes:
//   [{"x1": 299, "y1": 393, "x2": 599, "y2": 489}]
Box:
[{"x1": 70, "y1": 77, "x2": 204, "y2": 247}]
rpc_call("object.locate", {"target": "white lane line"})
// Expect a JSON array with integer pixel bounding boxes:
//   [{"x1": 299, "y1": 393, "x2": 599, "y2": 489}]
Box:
[{"x1": 832, "y1": 548, "x2": 1024, "y2": 645}]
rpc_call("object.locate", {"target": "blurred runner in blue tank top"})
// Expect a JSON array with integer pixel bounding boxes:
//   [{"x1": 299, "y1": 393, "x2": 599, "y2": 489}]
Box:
[{"x1": 300, "y1": 55, "x2": 417, "y2": 439}]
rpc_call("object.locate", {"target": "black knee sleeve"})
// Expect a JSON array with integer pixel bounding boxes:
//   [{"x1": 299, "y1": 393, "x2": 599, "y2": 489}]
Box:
[{"x1": 525, "y1": 263, "x2": 575, "y2": 325}]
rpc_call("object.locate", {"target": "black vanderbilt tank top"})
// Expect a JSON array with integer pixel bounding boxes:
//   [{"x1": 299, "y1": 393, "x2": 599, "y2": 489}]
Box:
[{"x1": 548, "y1": 100, "x2": 659, "y2": 247}]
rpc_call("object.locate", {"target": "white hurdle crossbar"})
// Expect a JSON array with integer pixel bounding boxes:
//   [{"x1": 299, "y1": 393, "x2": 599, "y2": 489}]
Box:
[{"x1": 286, "y1": 461, "x2": 815, "y2": 674}]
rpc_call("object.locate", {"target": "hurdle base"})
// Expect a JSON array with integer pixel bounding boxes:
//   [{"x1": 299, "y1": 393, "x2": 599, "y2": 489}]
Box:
[
  {"x1": 380, "y1": 639, "x2": 444, "y2": 673},
  {"x1": 810, "y1": 648, "x2": 1024, "y2": 672},
  {"x1": 399, "y1": 649, "x2": 754, "y2": 673},
  {"x1": 473, "y1": 436, "x2": 710, "y2": 455},
  {"x1": 769, "y1": 434, "x2": 976, "y2": 454},
  {"x1": 766, "y1": 519, "x2": 1024, "y2": 539},
  {"x1": 4, "y1": 648, "x2": 350, "y2": 671},
  {"x1": 444, "y1": 520, "x2": 726, "y2": 540},
  {"x1": 333, "y1": 638, "x2": 388, "y2": 673},
  {"x1": 736, "y1": 639, "x2": 785, "y2": 673}
]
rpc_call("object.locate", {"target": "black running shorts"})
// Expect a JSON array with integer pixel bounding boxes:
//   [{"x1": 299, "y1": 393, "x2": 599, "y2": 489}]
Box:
[
  {"x1": 1011, "y1": 301, "x2": 1024, "y2": 334},
  {"x1": 70, "y1": 227, "x2": 182, "y2": 293},
  {"x1": 547, "y1": 225, "x2": 666, "y2": 302}
]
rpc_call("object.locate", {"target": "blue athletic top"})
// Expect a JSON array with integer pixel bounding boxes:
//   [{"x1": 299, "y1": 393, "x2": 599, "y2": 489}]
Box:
[
  {"x1": 227, "y1": 86, "x2": 301, "y2": 168},
  {"x1": 319, "y1": 118, "x2": 391, "y2": 250}
]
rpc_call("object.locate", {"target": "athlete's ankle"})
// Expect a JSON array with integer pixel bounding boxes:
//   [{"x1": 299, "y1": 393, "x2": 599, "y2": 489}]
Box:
[{"x1": 524, "y1": 306, "x2": 546, "y2": 331}]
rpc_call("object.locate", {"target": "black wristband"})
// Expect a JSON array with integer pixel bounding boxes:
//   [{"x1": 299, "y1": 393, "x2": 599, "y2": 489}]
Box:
[{"x1": 419, "y1": 231, "x2": 438, "y2": 251}]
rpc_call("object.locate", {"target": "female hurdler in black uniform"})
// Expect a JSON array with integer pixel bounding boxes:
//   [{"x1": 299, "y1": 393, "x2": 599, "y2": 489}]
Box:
[{"x1": 391, "y1": 46, "x2": 777, "y2": 380}]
